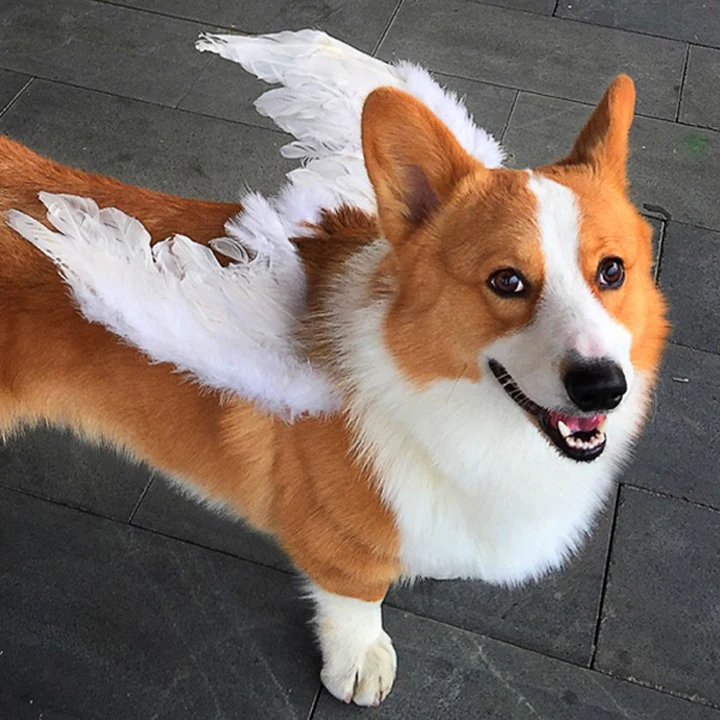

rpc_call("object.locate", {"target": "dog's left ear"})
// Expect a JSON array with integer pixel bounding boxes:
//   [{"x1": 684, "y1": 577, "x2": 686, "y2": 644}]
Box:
[
  {"x1": 557, "y1": 75, "x2": 636, "y2": 189},
  {"x1": 362, "y1": 87, "x2": 480, "y2": 245}
]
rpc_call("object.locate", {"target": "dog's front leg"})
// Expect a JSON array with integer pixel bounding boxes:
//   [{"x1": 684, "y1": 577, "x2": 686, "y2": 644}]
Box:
[{"x1": 309, "y1": 583, "x2": 397, "y2": 706}]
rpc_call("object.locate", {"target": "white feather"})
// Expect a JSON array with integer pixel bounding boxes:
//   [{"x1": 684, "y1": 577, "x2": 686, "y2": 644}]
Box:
[
  {"x1": 196, "y1": 29, "x2": 505, "y2": 214},
  {"x1": 7, "y1": 193, "x2": 340, "y2": 418}
]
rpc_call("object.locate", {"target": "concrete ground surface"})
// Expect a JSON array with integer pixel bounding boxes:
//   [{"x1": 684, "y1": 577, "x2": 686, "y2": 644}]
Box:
[{"x1": 1, "y1": 0, "x2": 719, "y2": 718}]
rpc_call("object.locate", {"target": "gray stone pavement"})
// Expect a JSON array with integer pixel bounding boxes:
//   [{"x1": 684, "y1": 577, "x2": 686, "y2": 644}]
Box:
[{"x1": 0, "y1": 1, "x2": 718, "y2": 717}]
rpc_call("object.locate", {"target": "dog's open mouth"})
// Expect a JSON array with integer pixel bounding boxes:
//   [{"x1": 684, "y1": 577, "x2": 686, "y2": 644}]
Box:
[{"x1": 488, "y1": 360, "x2": 607, "y2": 463}]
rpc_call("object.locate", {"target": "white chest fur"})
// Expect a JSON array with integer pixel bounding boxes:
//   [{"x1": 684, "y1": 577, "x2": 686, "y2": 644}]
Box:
[
  {"x1": 334, "y1": 242, "x2": 646, "y2": 586},
  {"x1": 356, "y1": 373, "x2": 644, "y2": 584}
]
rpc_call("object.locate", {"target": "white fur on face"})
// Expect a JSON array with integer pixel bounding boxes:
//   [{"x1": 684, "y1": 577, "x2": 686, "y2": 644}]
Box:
[{"x1": 484, "y1": 174, "x2": 634, "y2": 411}]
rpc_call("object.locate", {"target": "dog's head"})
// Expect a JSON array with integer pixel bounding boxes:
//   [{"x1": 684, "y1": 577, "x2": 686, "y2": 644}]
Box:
[{"x1": 361, "y1": 76, "x2": 667, "y2": 463}]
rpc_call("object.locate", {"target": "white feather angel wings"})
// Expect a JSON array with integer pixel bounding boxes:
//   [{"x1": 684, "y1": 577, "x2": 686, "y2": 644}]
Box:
[{"x1": 6, "y1": 29, "x2": 506, "y2": 418}]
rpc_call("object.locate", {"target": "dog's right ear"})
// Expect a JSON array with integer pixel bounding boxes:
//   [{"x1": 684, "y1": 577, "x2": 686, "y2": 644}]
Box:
[{"x1": 362, "y1": 87, "x2": 480, "y2": 246}]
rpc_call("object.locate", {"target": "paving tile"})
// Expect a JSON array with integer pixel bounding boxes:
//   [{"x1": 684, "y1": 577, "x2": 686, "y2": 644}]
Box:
[
  {"x1": 557, "y1": 0, "x2": 720, "y2": 48},
  {"x1": 627, "y1": 119, "x2": 719, "y2": 231},
  {"x1": 116, "y1": 0, "x2": 399, "y2": 52},
  {"x1": 0, "y1": 427, "x2": 151, "y2": 521},
  {"x1": 0, "y1": 488, "x2": 318, "y2": 719},
  {"x1": 434, "y1": 74, "x2": 517, "y2": 141},
  {"x1": 680, "y1": 45, "x2": 720, "y2": 131},
  {"x1": 503, "y1": 92, "x2": 720, "y2": 231},
  {"x1": 132, "y1": 477, "x2": 294, "y2": 572},
  {"x1": 0, "y1": 0, "x2": 209, "y2": 107},
  {"x1": 378, "y1": 0, "x2": 685, "y2": 120},
  {"x1": 314, "y1": 605, "x2": 720, "y2": 719},
  {"x1": 502, "y1": 92, "x2": 590, "y2": 167},
  {"x1": 0, "y1": 68, "x2": 30, "y2": 113},
  {"x1": 595, "y1": 487, "x2": 720, "y2": 707},
  {"x1": 627, "y1": 345, "x2": 720, "y2": 510},
  {"x1": 472, "y1": 0, "x2": 556, "y2": 14},
  {"x1": 387, "y1": 503, "x2": 614, "y2": 666},
  {"x1": 659, "y1": 222, "x2": 720, "y2": 353},
  {"x1": 0, "y1": 79, "x2": 294, "y2": 201}
]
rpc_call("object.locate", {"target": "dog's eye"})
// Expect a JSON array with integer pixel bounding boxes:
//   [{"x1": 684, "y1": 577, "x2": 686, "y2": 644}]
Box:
[
  {"x1": 488, "y1": 268, "x2": 526, "y2": 296},
  {"x1": 597, "y1": 257, "x2": 625, "y2": 290}
]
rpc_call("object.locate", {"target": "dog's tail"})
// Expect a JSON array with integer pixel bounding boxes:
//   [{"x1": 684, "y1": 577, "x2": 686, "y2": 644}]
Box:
[{"x1": 196, "y1": 30, "x2": 505, "y2": 213}]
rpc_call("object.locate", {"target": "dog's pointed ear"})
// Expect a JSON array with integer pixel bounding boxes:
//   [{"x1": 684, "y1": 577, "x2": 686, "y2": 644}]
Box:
[
  {"x1": 362, "y1": 87, "x2": 480, "y2": 245},
  {"x1": 557, "y1": 75, "x2": 636, "y2": 189}
]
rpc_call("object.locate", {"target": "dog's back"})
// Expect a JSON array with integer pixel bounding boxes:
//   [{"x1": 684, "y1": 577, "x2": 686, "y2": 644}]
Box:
[{"x1": 0, "y1": 137, "x2": 259, "y2": 490}]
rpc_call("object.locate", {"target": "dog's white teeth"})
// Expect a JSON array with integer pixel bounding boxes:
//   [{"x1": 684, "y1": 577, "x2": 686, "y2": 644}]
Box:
[
  {"x1": 588, "y1": 431, "x2": 606, "y2": 449},
  {"x1": 557, "y1": 420, "x2": 572, "y2": 438},
  {"x1": 563, "y1": 429, "x2": 606, "y2": 452}
]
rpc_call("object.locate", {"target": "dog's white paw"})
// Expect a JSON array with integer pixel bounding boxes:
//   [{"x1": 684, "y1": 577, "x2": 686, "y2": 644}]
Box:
[
  {"x1": 320, "y1": 629, "x2": 397, "y2": 706},
  {"x1": 309, "y1": 584, "x2": 397, "y2": 706}
]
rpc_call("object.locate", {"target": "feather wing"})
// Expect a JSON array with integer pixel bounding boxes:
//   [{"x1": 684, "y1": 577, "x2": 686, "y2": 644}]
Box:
[
  {"x1": 196, "y1": 30, "x2": 505, "y2": 214},
  {"x1": 7, "y1": 193, "x2": 340, "y2": 418}
]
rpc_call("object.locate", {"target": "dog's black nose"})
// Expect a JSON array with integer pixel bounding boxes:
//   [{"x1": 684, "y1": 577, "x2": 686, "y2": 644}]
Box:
[{"x1": 563, "y1": 360, "x2": 627, "y2": 412}]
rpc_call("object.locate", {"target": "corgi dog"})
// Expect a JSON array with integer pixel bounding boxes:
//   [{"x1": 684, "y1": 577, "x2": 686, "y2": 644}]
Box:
[{"x1": 0, "y1": 31, "x2": 666, "y2": 707}]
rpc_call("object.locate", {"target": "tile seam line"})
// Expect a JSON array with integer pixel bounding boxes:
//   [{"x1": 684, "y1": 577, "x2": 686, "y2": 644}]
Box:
[
  {"x1": 621, "y1": 482, "x2": 720, "y2": 517},
  {"x1": 499, "y1": 89, "x2": 519, "y2": 143},
  {"x1": 88, "y1": 0, "x2": 232, "y2": 28},
  {"x1": 467, "y1": 0, "x2": 554, "y2": 16},
  {"x1": 588, "y1": 486, "x2": 621, "y2": 668},
  {"x1": 0, "y1": 72, "x2": 289, "y2": 138},
  {"x1": 674, "y1": 119, "x2": 720, "y2": 132},
  {"x1": 127, "y1": 472, "x2": 156, "y2": 523},
  {"x1": 544, "y1": 10, "x2": 720, "y2": 50},
  {"x1": 305, "y1": 684, "x2": 323, "y2": 720},
  {"x1": 675, "y1": 43, "x2": 691, "y2": 122},
  {"x1": 172, "y1": 52, "x2": 215, "y2": 110},
  {"x1": 457, "y1": 0, "x2": 688, "y2": 45},
  {"x1": 372, "y1": 0, "x2": 405, "y2": 57},
  {"x1": 593, "y1": 666, "x2": 720, "y2": 711},
  {"x1": 667, "y1": 339, "x2": 720, "y2": 358},
  {"x1": 0, "y1": 482, "x2": 297, "y2": 576},
  {"x1": 661, "y1": 217, "x2": 720, "y2": 235},
  {"x1": 0, "y1": 76, "x2": 34, "y2": 120},
  {"x1": 0, "y1": 480, "x2": 129, "y2": 524}
]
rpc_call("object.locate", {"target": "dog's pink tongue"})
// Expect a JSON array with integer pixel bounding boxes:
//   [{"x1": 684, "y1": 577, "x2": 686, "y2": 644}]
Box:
[{"x1": 551, "y1": 412, "x2": 606, "y2": 432}]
